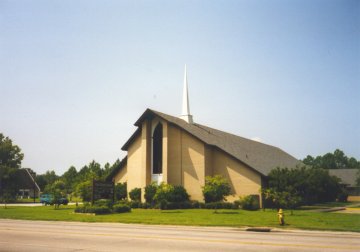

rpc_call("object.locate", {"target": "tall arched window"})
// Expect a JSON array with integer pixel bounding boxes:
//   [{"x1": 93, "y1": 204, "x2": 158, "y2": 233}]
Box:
[{"x1": 152, "y1": 123, "x2": 163, "y2": 174}]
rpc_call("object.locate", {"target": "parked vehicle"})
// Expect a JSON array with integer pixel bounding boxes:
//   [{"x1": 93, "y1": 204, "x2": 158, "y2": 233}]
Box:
[{"x1": 40, "y1": 194, "x2": 68, "y2": 205}]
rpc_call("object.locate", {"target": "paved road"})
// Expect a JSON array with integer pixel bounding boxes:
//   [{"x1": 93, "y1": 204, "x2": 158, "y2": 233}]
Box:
[{"x1": 0, "y1": 219, "x2": 359, "y2": 252}]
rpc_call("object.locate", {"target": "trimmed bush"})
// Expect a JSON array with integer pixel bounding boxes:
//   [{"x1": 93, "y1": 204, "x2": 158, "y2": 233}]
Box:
[
  {"x1": 154, "y1": 183, "x2": 189, "y2": 203},
  {"x1": 169, "y1": 185, "x2": 190, "y2": 202},
  {"x1": 115, "y1": 182, "x2": 127, "y2": 201},
  {"x1": 87, "y1": 206, "x2": 111, "y2": 214},
  {"x1": 144, "y1": 183, "x2": 158, "y2": 204},
  {"x1": 191, "y1": 201, "x2": 201, "y2": 209},
  {"x1": 94, "y1": 199, "x2": 114, "y2": 208},
  {"x1": 157, "y1": 201, "x2": 192, "y2": 210},
  {"x1": 129, "y1": 188, "x2": 141, "y2": 202},
  {"x1": 129, "y1": 201, "x2": 141, "y2": 208},
  {"x1": 75, "y1": 205, "x2": 112, "y2": 215},
  {"x1": 74, "y1": 206, "x2": 86, "y2": 213},
  {"x1": 113, "y1": 204, "x2": 131, "y2": 213},
  {"x1": 204, "y1": 202, "x2": 235, "y2": 209},
  {"x1": 239, "y1": 195, "x2": 260, "y2": 210}
]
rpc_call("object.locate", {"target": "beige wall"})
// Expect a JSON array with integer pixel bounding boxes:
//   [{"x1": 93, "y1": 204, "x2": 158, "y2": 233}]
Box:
[
  {"x1": 167, "y1": 125, "x2": 206, "y2": 201},
  {"x1": 210, "y1": 148, "x2": 262, "y2": 204},
  {"x1": 126, "y1": 132, "x2": 144, "y2": 193},
  {"x1": 113, "y1": 164, "x2": 127, "y2": 184}
]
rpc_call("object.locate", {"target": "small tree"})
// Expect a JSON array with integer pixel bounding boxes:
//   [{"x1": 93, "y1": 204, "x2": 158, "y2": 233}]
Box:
[
  {"x1": 129, "y1": 187, "x2": 141, "y2": 202},
  {"x1": 262, "y1": 188, "x2": 301, "y2": 215},
  {"x1": 46, "y1": 180, "x2": 66, "y2": 209},
  {"x1": 202, "y1": 175, "x2": 231, "y2": 203},
  {"x1": 76, "y1": 180, "x2": 92, "y2": 202}
]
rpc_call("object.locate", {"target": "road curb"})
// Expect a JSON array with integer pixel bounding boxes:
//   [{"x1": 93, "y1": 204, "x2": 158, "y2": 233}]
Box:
[{"x1": 245, "y1": 227, "x2": 272, "y2": 232}]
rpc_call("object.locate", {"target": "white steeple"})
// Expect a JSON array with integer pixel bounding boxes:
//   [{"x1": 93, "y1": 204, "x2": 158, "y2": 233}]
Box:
[{"x1": 180, "y1": 64, "x2": 193, "y2": 124}]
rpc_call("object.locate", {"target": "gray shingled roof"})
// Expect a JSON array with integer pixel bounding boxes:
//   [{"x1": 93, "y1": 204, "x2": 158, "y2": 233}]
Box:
[
  {"x1": 329, "y1": 169, "x2": 359, "y2": 186},
  {"x1": 123, "y1": 109, "x2": 301, "y2": 176}
]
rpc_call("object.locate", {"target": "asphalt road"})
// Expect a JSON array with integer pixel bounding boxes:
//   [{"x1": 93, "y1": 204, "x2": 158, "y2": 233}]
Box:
[{"x1": 0, "y1": 219, "x2": 359, "y2": 252}]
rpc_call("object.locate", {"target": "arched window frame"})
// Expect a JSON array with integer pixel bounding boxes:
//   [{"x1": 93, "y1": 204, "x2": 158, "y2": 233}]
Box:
[{"x1": 151, "y1": 122, "x2": 163, "y2": 175}]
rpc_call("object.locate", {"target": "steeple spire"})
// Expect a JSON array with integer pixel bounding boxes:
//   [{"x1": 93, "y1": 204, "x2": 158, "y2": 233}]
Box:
[{"x1": 180, "y1": 64, "x2": 193, "y2": 124}]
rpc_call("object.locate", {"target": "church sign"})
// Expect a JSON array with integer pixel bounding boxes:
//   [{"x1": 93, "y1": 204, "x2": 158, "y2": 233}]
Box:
[{"x1": 92, "y1": 180, "x2": 115, "y2": 204}]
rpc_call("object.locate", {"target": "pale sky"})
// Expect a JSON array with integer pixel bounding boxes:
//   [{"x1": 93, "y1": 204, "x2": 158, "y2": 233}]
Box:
[{"x1": 1, "y1": 0, "x2": 359, "y2": 175}]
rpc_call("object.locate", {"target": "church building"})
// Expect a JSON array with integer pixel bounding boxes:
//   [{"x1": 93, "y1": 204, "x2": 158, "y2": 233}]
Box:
[{"x1": 109, "y1": 67, "x2": 301, "y2": 206}]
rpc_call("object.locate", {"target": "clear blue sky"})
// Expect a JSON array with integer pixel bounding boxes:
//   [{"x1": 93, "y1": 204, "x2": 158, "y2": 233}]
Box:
[{"x1": 1, "y1": 0, "x2": 359, "y2": 175}]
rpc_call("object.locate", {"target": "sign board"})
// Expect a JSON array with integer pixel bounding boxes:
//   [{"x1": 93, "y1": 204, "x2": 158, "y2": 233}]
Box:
[{"x1": 92, "y1": 180, "x2": 115, "y2": 204}]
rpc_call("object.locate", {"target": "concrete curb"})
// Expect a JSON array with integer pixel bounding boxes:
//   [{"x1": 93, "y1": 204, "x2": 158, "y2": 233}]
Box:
[{"x1": 245, "y1": 227, "x2": 272, "y2": 232}]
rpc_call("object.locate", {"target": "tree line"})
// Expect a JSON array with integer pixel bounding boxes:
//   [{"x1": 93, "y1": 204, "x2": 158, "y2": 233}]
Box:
[
  {"x1": 1, "y1": 132, "x2": 360, "y2": 206},
  {"x1": 302, "y1": 149, "x2": 360, "y2": 169}
]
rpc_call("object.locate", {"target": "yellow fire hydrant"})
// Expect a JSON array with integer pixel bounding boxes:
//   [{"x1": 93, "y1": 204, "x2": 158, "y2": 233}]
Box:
[{"x1": 278, "y1": 208, "x2": 285, "y2": 226}]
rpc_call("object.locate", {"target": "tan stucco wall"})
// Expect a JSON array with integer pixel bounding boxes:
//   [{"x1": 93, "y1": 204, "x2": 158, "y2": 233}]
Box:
[
  {"x1": 210, "y1": 148, "x2": 262, "y2": 204},
  {"x1": 167, "y1": 125, "x2": 205, "y2": 201},
  {"x1": 126, "y1": 132, "x2": 144, "y2": 194},
  {"x1": 113, "y1": 164, "x2": 127, "y2": 184}
]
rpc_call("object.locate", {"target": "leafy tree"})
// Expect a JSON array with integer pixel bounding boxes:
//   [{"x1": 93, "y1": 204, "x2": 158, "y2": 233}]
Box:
[
  {"x1": 45, "y1": 180, "x2": 66, "y2": 209},
  {"x1": 202, "y1": 175, "x2": 231, "y2": 203},
  {"x1": 61, "y1": 166, "x2": 78, "y2": 195},
  {"x1": 36, "y1": 170, "x2": 59, "y2": 191},
  {"x1": 102, "y1": 162, "x2": 112, "y2": 180},
  {"x1": 267, "y1": 166, "x2": 342, "y2": 205},
  {"x1": 262, "y1": 188, "x2": 301, "y2": 214},
  {"x1": 76, "y1": 180, "x2": 92, "y2": 202},
  {"x1": 0, "y1": 133, "x2": 24, "y2": 202},
  {"x1": 303, "y1": 149, "x2": 360, "y2": 169}
]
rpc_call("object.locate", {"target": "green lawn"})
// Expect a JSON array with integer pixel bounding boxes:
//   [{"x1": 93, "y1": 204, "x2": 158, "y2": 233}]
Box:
[{"x1": 1, "y1": 206, "x2": 359, "y2": 232}]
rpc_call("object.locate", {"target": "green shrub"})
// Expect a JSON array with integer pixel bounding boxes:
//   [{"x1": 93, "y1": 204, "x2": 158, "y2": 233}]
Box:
[
  {"x1": 74, "y1": 206, "x2": 86, "y2": 213},
  {"x1": 115, "y1": 182, "x2": 127, "y2": 201},
  {"x1": 144, "y1": 183, "x2": 158, "y2": 204},
  {"x1": 202, "y1": 175, "x2": 231, "y2": 203},
  {"x1": 154, "y1": 183, "x2": 173, "y2": 202},
  {"x1": 204, "y1": 202, "x2": 235, "y2": 209},
  {"x1": 113, "y1": 204, "x2": 131, "y2": 213},
  {"x1": 129, "y1": 201, "x2": 141, "y2": 208},
  {"x1": 94, "y1": 199, "x2": 114, "y2": 208},
  {"x1": 75, "y1": 206, "x2": 111, "y2": 215},
  {"x1": 239, "y1": 195, "x2": 260, "y2": 210},
  {"x1": 191, "y1": 201, "x2": 200, "y2": 209},
  {"x1": 129, "y1": 188, "x2": 141, "y2": 202},
  {"x1": 141, "y1": 202, "x2": 151, "y2": 209},
  {"x1": 154, "y1": 183, "x2": 189, "y2": 204},
  {"x1": 87, "y1": 206, "x2": 112, "y2": 215},
  {"x1": 170, "y1": 185, "x2": 190, "y2": 202}
]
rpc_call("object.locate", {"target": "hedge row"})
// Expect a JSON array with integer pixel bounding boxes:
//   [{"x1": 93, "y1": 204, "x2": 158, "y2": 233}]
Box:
[
  {"x1": 127, "y1": 200, "x2": 258, "y2": 210},
  {"x1": 75, "y1": 202, "x2": 131, "y2": 215}
]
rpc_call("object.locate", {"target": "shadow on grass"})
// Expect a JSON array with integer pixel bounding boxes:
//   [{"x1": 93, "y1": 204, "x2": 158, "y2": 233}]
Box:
[
  {"x1": 213, "y1": 211, "x2": 239, "y2": 215},
  {"x1": 161, "y1": 211, "x2": 183, "y2": 214},
  {"x1": 50, "y1": 207, "x2": 74, "y2": 211}
]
